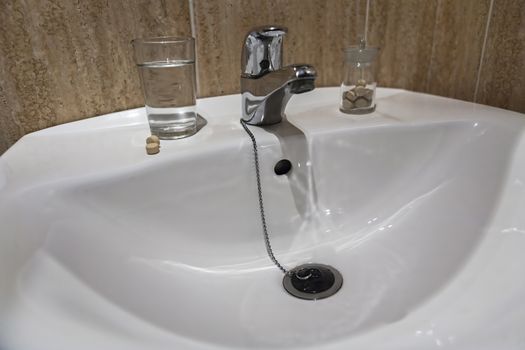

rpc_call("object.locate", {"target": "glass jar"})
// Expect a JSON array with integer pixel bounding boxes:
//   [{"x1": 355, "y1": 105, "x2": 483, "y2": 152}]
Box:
[{"x1": 340, "y1": 41, "x2": 379, "y2": 114}]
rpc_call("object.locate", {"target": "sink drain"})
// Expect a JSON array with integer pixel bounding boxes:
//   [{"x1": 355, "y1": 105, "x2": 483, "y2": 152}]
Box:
[{"x1": 283, "y1": 263, "x2": 343, "y2": 300}]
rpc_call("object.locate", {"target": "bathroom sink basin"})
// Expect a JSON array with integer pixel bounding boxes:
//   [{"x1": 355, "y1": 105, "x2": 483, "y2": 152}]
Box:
[{"x1": 1, "y1": 87, "x2": 525, "y2": 349}]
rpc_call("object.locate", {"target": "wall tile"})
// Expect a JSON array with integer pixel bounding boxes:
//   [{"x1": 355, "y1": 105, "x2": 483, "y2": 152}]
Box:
[
  {"x1": 368, "y1": 0, "x2": 438, "y2": 92},
  {"x1": 1, "y1": 0, "x2": 524, "y2": 155},
  {"x1": 0, "y1": 0, "x2": 191, "y2": 154},
  {"x1": 477, "y1": 0, "x2": 525, "y2": 113},
  {"x1": 193, "y1": 0, "x2": 366, "y2": 97},
  {"x1": 426, "y1": 0, "x2": 491, "y2": 102}
]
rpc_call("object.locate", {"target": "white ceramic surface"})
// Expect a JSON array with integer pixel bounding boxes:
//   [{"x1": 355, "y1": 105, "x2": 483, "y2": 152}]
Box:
[{"x1": 1, "y1": 88, "x2": 525, "y2": 350}]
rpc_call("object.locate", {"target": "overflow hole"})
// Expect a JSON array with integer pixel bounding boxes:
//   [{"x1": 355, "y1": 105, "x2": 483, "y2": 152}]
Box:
[{"x1": 274, "y1": 159, "x2": 292, "y2": 175}]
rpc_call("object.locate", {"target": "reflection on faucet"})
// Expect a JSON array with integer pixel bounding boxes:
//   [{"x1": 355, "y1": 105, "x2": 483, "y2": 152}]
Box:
[{"x1": 240, "y1": 26, "x2": 317, "y2": 125}]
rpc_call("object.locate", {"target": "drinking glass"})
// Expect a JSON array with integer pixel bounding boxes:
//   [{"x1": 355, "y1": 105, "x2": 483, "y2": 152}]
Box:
[{"x1": 132, "y1": 36, "x2": 197, "y2": 139}]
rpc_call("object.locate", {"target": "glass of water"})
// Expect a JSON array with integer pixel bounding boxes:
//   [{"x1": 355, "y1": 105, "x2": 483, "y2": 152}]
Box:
[{"x1": 132, "y1": 36, "x2": 197, "y2": 139}]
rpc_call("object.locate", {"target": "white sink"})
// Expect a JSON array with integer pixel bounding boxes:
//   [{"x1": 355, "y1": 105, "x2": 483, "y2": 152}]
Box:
[{"x1": 1, "y1": 87, "x2": 525, "y2": 349}]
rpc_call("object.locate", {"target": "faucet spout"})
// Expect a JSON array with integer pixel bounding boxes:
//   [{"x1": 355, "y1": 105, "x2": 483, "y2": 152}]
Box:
[
  {"x1": 240, "y1": 26, "x2": 317, "y2": 126},
  {"x1": 241, "y1": 64, "x2": 317, "y2": 125}
]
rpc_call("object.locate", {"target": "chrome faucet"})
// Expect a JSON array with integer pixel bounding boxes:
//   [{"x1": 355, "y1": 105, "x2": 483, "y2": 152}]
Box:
[{"x1": 240, "y1": 26, "x2": 317, "y2": 126}]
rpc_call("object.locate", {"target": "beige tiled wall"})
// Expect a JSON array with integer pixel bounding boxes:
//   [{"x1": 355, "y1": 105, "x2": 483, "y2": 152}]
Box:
[
  {"x1": 477, "y1": 0, "x2": 525, "y2": 113},
  {"x1": 193, "y1": 0, "x2": 367, "y2": 96},
  {"x1": 1, "y1": 0, "x2": 524, "y2": 154},
  {"x1": 368, "y1": 0, "x2": 439, "y2": 92},
  {"x1": 0, "y1": 0, "x2": 191, "y2": 154},
  {"x1": 426, "y1": 0, "x2": 492, "y2": 101}
]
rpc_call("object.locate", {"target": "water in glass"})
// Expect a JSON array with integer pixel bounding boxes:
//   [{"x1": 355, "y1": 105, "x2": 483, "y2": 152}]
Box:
[{"x1": 138, "y1": 60, "x2": 197, "y2": 139}]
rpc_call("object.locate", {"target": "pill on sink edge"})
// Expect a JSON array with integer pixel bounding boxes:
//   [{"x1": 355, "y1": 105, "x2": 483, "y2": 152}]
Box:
[
  {"x1": 146, "y1": 135, "x2": 160, "y2": 144},
  {"x1": 146, "y1": 143, "x2": 160, "y2": 155}
]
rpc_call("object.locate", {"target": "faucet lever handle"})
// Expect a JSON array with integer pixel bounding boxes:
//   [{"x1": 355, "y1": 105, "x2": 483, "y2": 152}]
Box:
[{"x1": 241, "y1": 25, "x2": 287, "y2": 78}]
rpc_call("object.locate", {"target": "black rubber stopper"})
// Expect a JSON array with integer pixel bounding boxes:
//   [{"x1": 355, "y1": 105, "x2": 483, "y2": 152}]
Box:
[
  {"x1": 290, "y1": 267, "x2": 335, "y2": 294},
  {"x1": 283, "y1": 263, "x2": 343, "y2": 300},
  {"x1": 274, "y1": 159, "x2": 292, "y2": 175}
]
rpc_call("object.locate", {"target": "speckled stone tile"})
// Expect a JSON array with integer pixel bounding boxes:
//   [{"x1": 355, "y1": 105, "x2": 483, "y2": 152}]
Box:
[
  {"x1": 426, "y1": 0, "x2": 491, "y2": 102},
  {"x1": 2, "y1": 0, "x2": 524, "y2": 155},
  {"x1": 0, "y1": 0, "x2": 191, "y2": 154},
  {"x1": 367, "y1": 0, "x2": 438, "y2": 92},
  {"x1": 193, "y1": 0, "x2": 366, "y2": 97},
  {"x1": 477, "y1": 0, "x2": 525, "y2": 114}
]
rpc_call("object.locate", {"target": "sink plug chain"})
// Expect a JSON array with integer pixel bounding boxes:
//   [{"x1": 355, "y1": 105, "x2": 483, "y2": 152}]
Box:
[{"x1": 240, "y1": 119, "x2": 288, "y2": 274}]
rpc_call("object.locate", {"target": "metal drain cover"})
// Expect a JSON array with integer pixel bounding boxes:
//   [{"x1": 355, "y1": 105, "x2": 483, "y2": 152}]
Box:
[{"x1": 283, "y1": 263, "x2": 343, "y2": 300}]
